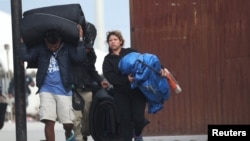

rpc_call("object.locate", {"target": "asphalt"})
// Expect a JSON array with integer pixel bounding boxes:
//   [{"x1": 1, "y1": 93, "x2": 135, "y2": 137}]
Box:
[{"x1": 0, "y1": 121, "x2": 207, "y2": 141}]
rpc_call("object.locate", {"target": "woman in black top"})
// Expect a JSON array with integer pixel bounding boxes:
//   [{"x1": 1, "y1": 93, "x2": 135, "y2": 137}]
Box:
[{"x1": 102, "y1": 30, "x2": 147, "y2": 141}]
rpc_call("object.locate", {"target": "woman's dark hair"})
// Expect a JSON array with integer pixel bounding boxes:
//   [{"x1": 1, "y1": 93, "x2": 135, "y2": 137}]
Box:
[
  {"x1": 106, "y1": 30, "x2": 125, "y2": 53},
  {"x1": 45, "y1": 30, "x2": 61, "y2": 44}
]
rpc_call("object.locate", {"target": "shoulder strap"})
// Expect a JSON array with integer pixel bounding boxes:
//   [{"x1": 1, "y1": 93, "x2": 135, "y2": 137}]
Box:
[{"x1": 136, "y1": 59, "x2": 161, "y2": 75}]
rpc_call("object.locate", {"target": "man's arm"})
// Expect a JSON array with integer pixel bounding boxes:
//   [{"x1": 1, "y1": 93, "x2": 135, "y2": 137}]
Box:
[{"x1": 69, "y1": 24, "x2": 86, "y2": 62}]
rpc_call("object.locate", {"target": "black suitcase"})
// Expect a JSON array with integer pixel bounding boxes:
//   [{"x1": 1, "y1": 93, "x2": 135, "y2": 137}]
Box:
[{"x1": 89, "y1": 88, "x2": 123, "y2": 141}]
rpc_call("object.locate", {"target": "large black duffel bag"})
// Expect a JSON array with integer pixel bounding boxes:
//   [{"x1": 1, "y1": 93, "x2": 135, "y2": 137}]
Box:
[
  {"x1": 21, "y1": 4, "x2": 86, "y2": 48},
  {"x1": 20, "y1": 4, "x2": 97, "y2": 68},
  {"x1": 23, "y1": 3, "x2": 84, "y2": 24},
  {"x1": 20, "y1": 13, "x2": 79, "y2": 48}
]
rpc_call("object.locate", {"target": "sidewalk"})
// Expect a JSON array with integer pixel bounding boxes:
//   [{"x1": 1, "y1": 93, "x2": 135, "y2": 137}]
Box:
[{"x1": 0, "y1": 121, "x2": 207, "y2": 141}]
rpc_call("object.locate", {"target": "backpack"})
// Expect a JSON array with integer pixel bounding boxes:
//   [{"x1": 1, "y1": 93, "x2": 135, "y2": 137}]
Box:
[{"x1": 118, "y1": 52, "x2": 170, "y2": 114}]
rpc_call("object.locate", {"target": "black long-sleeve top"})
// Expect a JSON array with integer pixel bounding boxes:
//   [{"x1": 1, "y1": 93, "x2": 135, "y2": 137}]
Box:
[
  {"x1": 102, "y1": 48, "x2": 138, "y2": 94},
  {"x1": 72, "y1": 48, "x2": 104, "y2": 90}
]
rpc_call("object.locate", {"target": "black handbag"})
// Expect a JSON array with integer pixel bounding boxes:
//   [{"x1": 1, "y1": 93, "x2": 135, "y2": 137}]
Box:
[
  {"x1": 0, "y1": 103, "x2": 7, "y2": 130},
  {"x1": 72, "y1": 88, "x2": 85, "y2": 111}
]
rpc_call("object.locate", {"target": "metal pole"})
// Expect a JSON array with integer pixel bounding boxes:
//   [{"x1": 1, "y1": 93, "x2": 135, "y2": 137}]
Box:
[
  {"x1": 4, "y1": 44, "x2": 10, "y2": 79},
  {"x1": 10, "y1": 0, "x2": 27, "y2": 141}
]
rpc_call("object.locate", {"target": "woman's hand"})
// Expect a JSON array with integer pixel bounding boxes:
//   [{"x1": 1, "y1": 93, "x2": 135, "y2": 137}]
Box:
[
  {"x1": 101, "y1": 80, "x2": 110, "y2": 89},
  {"x1": 128, "y1": 74, "x2": 134, "y2": 83}
]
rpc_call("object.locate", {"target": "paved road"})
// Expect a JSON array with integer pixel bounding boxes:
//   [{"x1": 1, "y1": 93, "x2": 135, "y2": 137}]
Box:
[{"x1": 0, "y1": 121, "x2": 207, "y2": 141}]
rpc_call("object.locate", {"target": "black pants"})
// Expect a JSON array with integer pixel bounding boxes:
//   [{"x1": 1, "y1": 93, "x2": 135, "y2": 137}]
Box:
[{"x1": 114, "y1": 88, "x2": 147, "y2": 141}]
